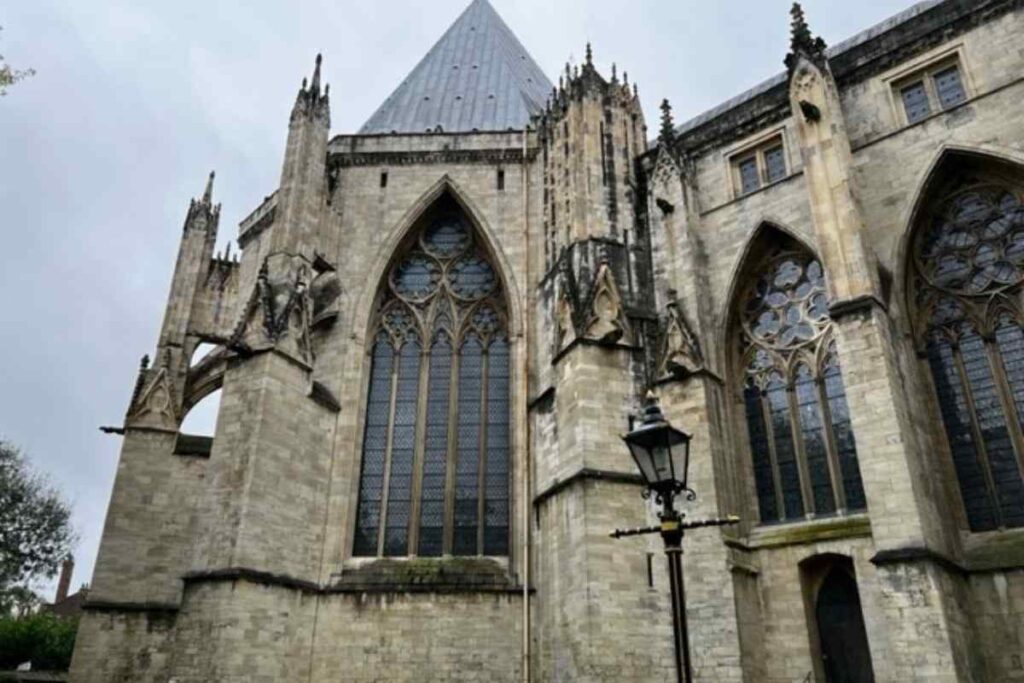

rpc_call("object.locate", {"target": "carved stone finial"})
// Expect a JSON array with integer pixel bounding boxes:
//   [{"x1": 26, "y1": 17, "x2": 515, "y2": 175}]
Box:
[
  {"x1": 659, "y1": 99, "x2": 675, "y2": 145},
  {"x1": 202, "y1": 170, "x2": 215, "y2": 205},
  {"x1": 623, "y1": 71, "x2": 629, "y2": 86},
  {"x1": 610, "y1": 63, "x2": 617, "y2": 83},
  {"x1": 311, "y1": 53, "x2": 323, "y2": 93},
  {"x1": 785, "y1": 2, "x2": 827, "y2": 71},
  {"x1": 585, "y1": 42, "x2": 593, "y2": 66}
]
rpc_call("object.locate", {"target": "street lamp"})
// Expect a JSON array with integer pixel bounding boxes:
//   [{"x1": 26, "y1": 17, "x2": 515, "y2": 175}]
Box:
[{"x1": 614, "y1": 392, "x2": 739, "y2": 683}]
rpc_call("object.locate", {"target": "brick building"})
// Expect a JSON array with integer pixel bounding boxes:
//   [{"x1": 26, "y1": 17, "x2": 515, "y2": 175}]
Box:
[{"x1": 70, "y1": 0, "x2": 1024, "y2": 680}]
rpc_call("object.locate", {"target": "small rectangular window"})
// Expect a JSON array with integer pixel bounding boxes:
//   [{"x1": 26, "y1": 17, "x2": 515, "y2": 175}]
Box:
[
  {"x1": 739, "y1": 157, "x2": 760, "y2": 195},
  {"x1": 900, "y1": 81, "x2": 931, "y2": 123},
  {"x1": 933, "y1": 66, "x2": 966, "y2": 110},
  {"x1": 497, "y1": 169, "x2": 505, "y2": 191},
  {"x1": 646, "y1": 553, "x2": 655, "y2": 588},
  {"x1": 764, "y1": 146, "x2": 787, "y2": 183},
  {"x1": 380, "y1": 171, "x2": 389, "y2": 189}
]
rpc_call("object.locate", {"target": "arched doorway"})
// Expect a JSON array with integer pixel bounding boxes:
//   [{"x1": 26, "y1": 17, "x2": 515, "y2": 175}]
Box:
[{"x1": 808, "y1": 560, "x2": 874, "y2": 682}]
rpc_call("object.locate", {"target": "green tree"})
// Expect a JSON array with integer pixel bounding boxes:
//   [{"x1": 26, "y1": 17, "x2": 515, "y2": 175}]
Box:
[
  {"x1": 0, "y1": 441, "x2": 73, "y2": 614},
  {"x1": 0, "y1": 612, "x2": 78, "y2": 671},
  {"x1": 0, "y1": 26, "x2": 35, "y2": 96}
]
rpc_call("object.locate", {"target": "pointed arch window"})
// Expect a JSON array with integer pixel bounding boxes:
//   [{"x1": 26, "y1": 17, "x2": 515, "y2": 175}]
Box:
[
  {"x1": 354, "y1": 205, "x2": 510, "y2": 557},
  {"x1": 911, "y1": 175, "x2": 1024, "y2": 532},
  {"x1": 739, "y1": 250, "x2": 866, "y2": 524}
]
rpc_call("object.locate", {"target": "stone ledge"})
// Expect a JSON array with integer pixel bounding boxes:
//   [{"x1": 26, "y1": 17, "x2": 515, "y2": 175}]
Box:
[
  {"x1": 740, "y1": 513, "x2": 872, "y2": 550},
  {"x1": 533, "y1": 468, "x2": 645, "y2": 508},
  {"x1": 81, "y1": 600, "x2": 179, "y2": 615},
  {"x1": 181, "y1": 564, "x2": 527, "y2": 596},
  {"x1": 332, "y1": 558, "x2": 522, "y2": 594}
]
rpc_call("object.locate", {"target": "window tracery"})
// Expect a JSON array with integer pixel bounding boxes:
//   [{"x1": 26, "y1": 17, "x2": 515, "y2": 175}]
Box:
[
  {"x1": 739, "y1": 250, "x2": 866, "y2": 524},
  {"x1": 912, "y1": 182, "x2": 1024, "y2": 531},
  {"x1": 353, "y1": 208, "x2": 510, "y2": 557}
]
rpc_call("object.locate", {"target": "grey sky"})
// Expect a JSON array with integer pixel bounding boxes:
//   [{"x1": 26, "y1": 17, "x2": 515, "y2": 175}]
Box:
[{"x1": 0, "y1": 0, "x2": 914, "y2": 597}]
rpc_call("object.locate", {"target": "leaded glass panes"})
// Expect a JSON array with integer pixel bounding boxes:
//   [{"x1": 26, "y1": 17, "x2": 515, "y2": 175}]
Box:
[
  {"x1": 933, "y1": 66, "x2": 966, "y2": 110},
  {"x1": 795, "y1": 365, "x2": 836, "y2": 516},
  {"x1": 913, "y1": 179, "x2": 1024, "y2": 532},
  {"x1": 454, "y1": 336, "x2": 482, "y2": 555},
  {"x1": 484, "y1": 338, "x2": 510, "y2": 555},
  {"x1": 739, "y1": 157, "x2": 760, "y2": 195},
  {"x1": 901, "y1": 81, "x2": 931, "y2": 123},
  {"x1": 823, "y1": 350, "x2": 865, "y2": 511},
  {"x1": 766, "y1": 374, "x2": 805, "y2": 519},
  {"x1": 353, "y1": 338, "x2": 394, "y2": 556},
  {"x1": 384, "y1": 342, "x2": 421, "y2": 556},
  {"x1": 740, "y1": 251, "x2": 867, "y2": 524},
  {"x1": 764, "y1": 146, "x2": 787, "y2": 184},
  {"x1": 744, "y1": 380, "x2": 779, "y2": 521},
  {"x1": 354, "y1": 204, "x2": 510, "y2": 557},
  {"x1": 418, "y1": 334, "x2": 451, "y2": 557}
]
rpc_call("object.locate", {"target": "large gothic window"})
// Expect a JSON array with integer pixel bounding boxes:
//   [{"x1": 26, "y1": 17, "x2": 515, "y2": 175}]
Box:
[
  {"x1": 912, "y1": 171, "x2": 1024, "y2": 532},
  {"x1": 353, "y1": 204, "x2": 510, "y2": 557},
  {"x1": 739, "y1": 249, "x2": 866, "y2": 524}
]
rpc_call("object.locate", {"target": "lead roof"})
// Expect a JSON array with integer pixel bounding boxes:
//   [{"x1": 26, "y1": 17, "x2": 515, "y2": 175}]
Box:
[{"x1": 359, "y1": 0, "x2": 554, "y2": 135}]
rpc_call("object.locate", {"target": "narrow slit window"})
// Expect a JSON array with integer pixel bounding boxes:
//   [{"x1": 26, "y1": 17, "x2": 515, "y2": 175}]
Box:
[
  {"x1": 380, "y1": 171, "x2": 389, "y2": 188},
  {"x1": 497, "y1": 169, "x2": 505, "y2": 191}
]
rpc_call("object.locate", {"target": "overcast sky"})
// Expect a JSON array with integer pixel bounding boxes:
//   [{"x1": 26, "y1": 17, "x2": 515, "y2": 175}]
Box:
[{"x1": 1, "y1": 0, "x2": 916, "y2": 597}]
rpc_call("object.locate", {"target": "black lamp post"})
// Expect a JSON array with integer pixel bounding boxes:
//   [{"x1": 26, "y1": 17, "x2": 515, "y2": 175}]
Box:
[{"x1": 614, "y1": 392, "x2": 740, "y2": 683}]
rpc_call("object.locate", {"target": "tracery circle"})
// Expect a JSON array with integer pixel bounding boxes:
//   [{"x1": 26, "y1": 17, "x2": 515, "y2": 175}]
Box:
[
  {"x1": 916, "y1": 187, "x2": 1024, "y2": 295},
  {"x1": 449, "y1": 256, "x2": 496, "y2": 299},
  {"x1": 742, "y1": 255, "x2": 829, "y2": 350},
  {"x1": 391, "y1": 253, "x2": 441, "y2": 300},
  {"x1": 422, "y1": 217, "x2": 471, "y2": 257}
]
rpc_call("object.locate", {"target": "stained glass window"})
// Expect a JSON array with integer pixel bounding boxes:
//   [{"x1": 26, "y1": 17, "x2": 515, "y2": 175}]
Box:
[
  {"x1": 913, "y1": 182, "x2": 1024, "y2": 531},
  {"x1": 739, "y1": 251, "x2": 867, "y2": 524},
  {"x1": 353, "y1": 207, "x2": 511, "y2": 556}
]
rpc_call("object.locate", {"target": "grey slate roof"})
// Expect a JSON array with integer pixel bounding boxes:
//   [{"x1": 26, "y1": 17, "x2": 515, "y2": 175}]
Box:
[
  {"x1": 359, "y1": 0, "x2": 554, "y2": 135},
  {"x1": 675, "y1": 0, "x2": 945, "y2": 136}
]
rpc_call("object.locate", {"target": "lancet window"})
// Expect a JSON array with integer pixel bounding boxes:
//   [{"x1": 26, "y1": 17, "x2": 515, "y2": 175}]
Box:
[
  {"x1": 912, "y1": 178, "x2": 1024, "y2": 531},
  {"x1": 739, "y1": 250, "x2": 866, "y2": 524},
  {"x1": 353, "y1": 207, "x2": 510, "y2": 557}
]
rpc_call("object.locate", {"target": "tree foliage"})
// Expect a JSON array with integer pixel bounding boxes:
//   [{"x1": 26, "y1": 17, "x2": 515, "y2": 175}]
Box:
[
  {"x1": 0, "y1": 26, "x2": 35, "y2": 96},
  {"x1": 0, "y1": 441, "x2": 73, "y2": 611},
  {"x1": 0, "y1": 612, "x2": 78, "y2": 671}
]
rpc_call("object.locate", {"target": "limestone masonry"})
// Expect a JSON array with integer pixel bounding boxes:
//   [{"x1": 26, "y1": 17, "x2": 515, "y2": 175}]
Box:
[{"x1": 71, "y1": 1, "x2": 1024, "y2": 680}]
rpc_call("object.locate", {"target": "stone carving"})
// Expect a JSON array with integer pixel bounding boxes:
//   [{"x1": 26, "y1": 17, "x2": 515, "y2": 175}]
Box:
[
  {"x1": 230, "y1": 252, "x2": 314, "y2": 365},
  {"x1": 126, "y1": 367, "x2": 178, "y2": 431},
  {"x1": 583, "y1": 261, "x2": 631, "y2": 345},
  {"x1": 655, "y1": 295, "x2": 703, "y2": 381},
  {"x1": 784, "y1": 3, "x2": 827, "y2": 73}
]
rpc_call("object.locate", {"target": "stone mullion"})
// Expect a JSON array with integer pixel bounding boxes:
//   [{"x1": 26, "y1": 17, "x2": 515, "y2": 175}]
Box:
[
  {"x1": 406, "y1": 343, "x2": 431, "y2": 555},
  {"x1": 377, "y1": 347, "x2": 401, "y2": 558},
  {"x1": 983, "y1": 338, "x2": 1024, "y2": 487},
  {"x1": 443, "y1": 345, "x2": 460, "y2": 555},
  {"x1": 785, "y1": 378, "x2": 817, "y2": 518},
  {"x1": 950, "y1": 342, "x2": 1005, "y2": 528},
  {"x1": 476, "y1": 349, "x2": 490, "y2": 555},
  {"x1": 814, "y1": 356, "x2": 848, "y2": 513},
  {"x1": 758, "y1": 388, "x2": 787, "y2": 522}
]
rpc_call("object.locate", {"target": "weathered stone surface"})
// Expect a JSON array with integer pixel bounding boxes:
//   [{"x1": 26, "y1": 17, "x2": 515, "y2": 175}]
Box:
[{"x1": 73, "y1": 3, "x2": 1024, "y2": 681}]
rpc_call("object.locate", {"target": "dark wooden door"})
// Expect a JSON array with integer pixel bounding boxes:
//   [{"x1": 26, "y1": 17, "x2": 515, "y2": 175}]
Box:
[{"x1": 815, "y1": 567, "x2": 875, "y2": 683}]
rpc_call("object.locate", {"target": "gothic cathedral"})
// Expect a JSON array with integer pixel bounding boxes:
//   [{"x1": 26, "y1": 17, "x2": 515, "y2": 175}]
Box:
[{"x1": 72, "y1": 1, "x2": 1024, "y2": 680}]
